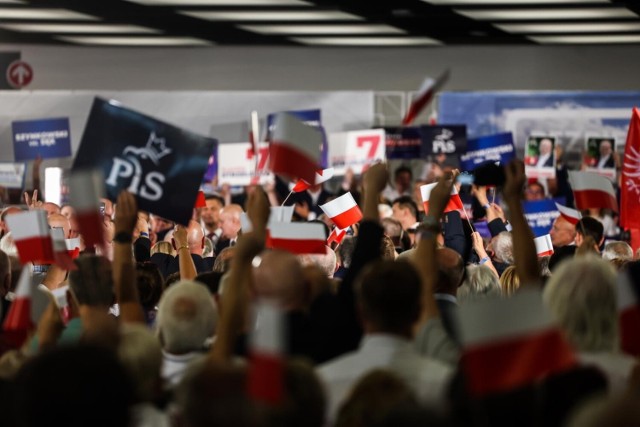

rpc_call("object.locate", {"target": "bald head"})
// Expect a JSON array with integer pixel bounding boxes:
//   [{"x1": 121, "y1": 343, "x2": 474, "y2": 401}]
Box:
[
  {"x1": 186, "y1": 220, "x2": 205, "y2": 255},
  {"x1": 42, "y1": 202, "x2": 61, "y2": 217},
  {"x1": 219, "y1": 204, "x2": 243, "y2": 240},
  {"x1": 253, "y1": 250, "x2": 305, "y2": 310},
  {"x1": 48, "y1": 213, "x2": 71, "y2": 239},
  {"x1": 435, "y1": 247, "x2": 464, "y2": 295},
  {"x1": 550, "y1": 216, "x2": 576, "y2": 247}
]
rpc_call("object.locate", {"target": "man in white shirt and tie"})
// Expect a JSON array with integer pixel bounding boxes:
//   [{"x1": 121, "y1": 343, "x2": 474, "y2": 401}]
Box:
[{"x1": 536, "y1": 138, "x2": 555, "y2": 168}]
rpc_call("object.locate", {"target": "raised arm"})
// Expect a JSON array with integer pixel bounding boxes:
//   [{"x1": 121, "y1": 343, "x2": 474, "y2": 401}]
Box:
[{"x1": 173, "y1": 225, "x2": 197, "y2": 281}]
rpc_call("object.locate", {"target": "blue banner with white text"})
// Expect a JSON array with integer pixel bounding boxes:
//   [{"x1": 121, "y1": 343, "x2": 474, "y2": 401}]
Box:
[{"x1": 12, "y1": 117, "x2": 72, "y2": 161}]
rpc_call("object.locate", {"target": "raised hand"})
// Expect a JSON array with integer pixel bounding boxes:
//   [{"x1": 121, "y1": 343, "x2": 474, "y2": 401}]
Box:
[
  {"x1": 503, "y1": 160, "x2": 526, "y2": 203},
  {"x1": 114, "y1": 191, "x2": 138, "y2": 235},
  {"x1": 427, "y1": 172, "x2": 454, "y2": 219}
]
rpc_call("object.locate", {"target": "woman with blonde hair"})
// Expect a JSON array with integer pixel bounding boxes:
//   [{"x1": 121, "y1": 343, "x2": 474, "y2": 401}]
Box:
[{"x1": 499, "y1": 265, "x2": 520, "y2": 296}]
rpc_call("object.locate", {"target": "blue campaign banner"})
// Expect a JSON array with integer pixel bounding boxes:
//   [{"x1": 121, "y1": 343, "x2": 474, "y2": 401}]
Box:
[
  {"x1": 384, "y1": 126, "x2": 423, "y2": 159},
  {"x1": 473, "y1": 221, "x2": 492, "y2": 239},
  {"x1": 72, "y1": 98, "x2": 217, "y2": 225},
  {"x1": 12, "y1": 117, "x2": 72, "y2": 161},
  {"x1": 266, "y1": 109, "x2": 327, "y2": 168},
  {"x1": 420, "y1": 125, "x2": 467, "y2": 156},
  {"x1": 202, "y1": 144, "x2": 218, "y2": 184},
  {"x1": 523, "y1": 197, "x2": 565, "y2": 237},
  {"x1": 460, "y1": 132, "x2": 516, "y2": 172}
]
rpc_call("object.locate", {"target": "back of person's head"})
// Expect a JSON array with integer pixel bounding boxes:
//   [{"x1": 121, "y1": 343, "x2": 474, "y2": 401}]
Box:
[
  {"x1": 11, "y1": 345, "x2": 133, "y2": 427},
  {"x1": 382, "y1": 217, "x2": 403, "y2": 240},
  {"x1": 135, "y1": 261, "x2": 164, "y2": 311},
  {"x1": 500, "y1": 265, "x2": 521, "y2": 296},
  {"x1": 194, "y1": 271, "x2": 224, "y2": 295},
  {"x1": 165, "y1": 271, "x2": 182, "y2": 287},
  {"x1": 117, "y1": 323, "x2": 162, "y2": 402},
  {"x1": 298, "y1": 246, "x2": 337, "y2": 278},
  {"x1": 458, "y1": 265, "x2": 501, "y2": 303},
  {"x1": 253, "y1": 250, "x2": 305, "y2": 310},
  {"x1": 435, "y1": 247, "x2": 465, "y2": 295},
  {"x1": 543, "y1": 256, "x2": 617, "y2": 352},
  {"x1": 602, "y1": 241, "x2": 633, "y2": 262},
  {"x1": 68, "y1": 255, "x2": 114, "y2": 307},
  {"x1": 577, "y1": 217, "x2": 604, "y2": 246},
  {"x1": 539, "y1": 255, "x2": 552, "y2": 279},
  {"x1": 156, "y1": 280, "x2": 218, "y2": 354},
  {"x1": 151, "y1": 240, "x2": 175, "y2": 257},
  {"x1": 392, "y1": 196, "x2": 418, "y2": 222},
  {"x1": 355, "y1": 260, "x2": 422, "y2": 335},
  {"x1": 337, "y1": 236, "x2": 357, "y2": 269},
  {"x1": 380, "y1": 235, "x2": 397, "y2": 261},
  {"x1": 213, "y1": 246, "x2": 235, "y2": 273},
  {"x1": 493, "y1": 232, "x2": 514, "y2": 264},
  {"x1": 567, "y1": 394, "x2": 640, "y2": 427}
]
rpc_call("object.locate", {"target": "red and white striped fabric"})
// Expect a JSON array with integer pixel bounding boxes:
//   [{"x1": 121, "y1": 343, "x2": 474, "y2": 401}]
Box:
[
  {"x1": 6, "y1": 210, "x2": 55, "y2": 265},
  {"x1": 2, "y1": 266, "x2": 34, "y2": 347},
  {"x1": 51, "y1": 228, "x2": 78, "y2": 270},
  {"x1": 554, "y1": 202, "x2": 582, "y2": 225},
  {"x1": 534, "y1": 234, "x2": 554, "y2": 257},
  {"x1": 247, "y1": 300, "x2": 284, "y2": 405},
  {"x1": 568, "y1": 171, "x2": 618, "y2": 212},
  {"x1": 269, "y1": 206, "x2": 294, "y2": 225},
  {"x1": 459, "y1": 290, "x2": 577, "y2": 397},
  {"x1": 402, "y1": 69, "x2": 450, "y2": 126},
  {"x1": 420, "y1": 182, "x2": 463, "y2": 214},
  {"x1": 320, "y1": 192, "x2": 362, "y2": 230},
  {"x1": 268, "y1": 112, "x2": 323, "y2": 183},
  {"x1": 266, "y1": 222, "x2": 326, "y2": 254},
  {"x1": 327, "y1": 227, "x2": 347, "y2": 245},
  {"x1": 292, "y1": 167, "x2": 335, "y2": 193},
  {"x1": 68, "y1": 169, "x2": 106, "y2": 249},
  {"x1": 617, "y1": 263, "x2": 640, "y2": 357}
]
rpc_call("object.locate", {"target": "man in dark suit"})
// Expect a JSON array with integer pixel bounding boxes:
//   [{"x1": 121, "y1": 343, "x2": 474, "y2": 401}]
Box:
[
  {"x1": 287, "y1": 183, "x2": 333, "y2": 221},
  {"x1": 536, "y1": 138, "x2": 555, "y2": 168},
  {"x1": 596, "y1": 139, "x2": 615, "y2": 169},
  {"x1": 150, "y1": 220, "x2": 214, "y2": 278},
  {"x1": 213, "y1": 204, "x2": 243, "y2": 255}
]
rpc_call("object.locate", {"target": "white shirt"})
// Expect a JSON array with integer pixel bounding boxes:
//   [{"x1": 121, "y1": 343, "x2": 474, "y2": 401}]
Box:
[
  {"x1": 579, "y1": 351, "x2": 636, "y2": 395},
  {"x1": 161, "y1": 350, "x2": 206, "y2": 388},
  {"x1": 537, "y1": 153, "x2": 552, "y2": 168},
  {"x1": 317, "y1": 334, "x2": 454, "y2": 423},
  {"x1": 597, "y1": 155, "x2": 612, "y2": 169}
]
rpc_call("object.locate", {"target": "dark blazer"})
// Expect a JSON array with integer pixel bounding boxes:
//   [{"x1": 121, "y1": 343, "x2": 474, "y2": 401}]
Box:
[
  {"x1": 287, "y1": 189, "x2": 334, "y2": 218},
  {"x1": 150, "y1": 252, "x2": 214, "y2": 279},
  {"x1": 542, "y1": 154, "x2": 554, "y2": 168},
  {"x1": 596, "y1": 155, "x2": 615, "y2": 169}
]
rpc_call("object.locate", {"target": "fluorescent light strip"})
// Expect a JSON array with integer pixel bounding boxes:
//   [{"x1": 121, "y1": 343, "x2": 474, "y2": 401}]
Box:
[
  {"x1": 426, "y1": 0, "x2": 608, "y2": 4},
  {"x1": 0, "y1": 8, "x2": 98, "y2": 20},
  {"x1": 530, "y1": 34, "x2": 640, "y2": 43},
  {"x1": 239, "y1": 24, "x2": 405, "y2": 35},
  {"x1": 126, "y1": 0, "x2": 311, "y2": 5},
  {"x1": 455, "y1": 8, "x2": 636, "y2": 20},
  {"x1": 0, "y1": 23, "x2": 160, "y2": 34},
  {"x1": 496, "y1": 22, "x2": 640, "y2": 33},
  {"x1": 56, "y1": 36, "x2": 212, "y2": 46},
  {"x1": 180, "y1": 10, "x2": 362, "y2": 21},
  {"x1": 291, "y1": 36, "x2": 441, "y2": 46}
]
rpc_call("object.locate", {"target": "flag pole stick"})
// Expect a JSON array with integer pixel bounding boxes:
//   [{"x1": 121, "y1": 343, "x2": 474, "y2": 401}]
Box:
[
  {"x1": 461, "y1": 205, "x2": 475, "y2": 231},
  {"x1": 281, "y1": 190, "x2": 294, "y2": 207}
]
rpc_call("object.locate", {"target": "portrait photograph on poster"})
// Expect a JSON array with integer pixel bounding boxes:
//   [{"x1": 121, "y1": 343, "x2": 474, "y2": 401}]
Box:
[
  {"x1": 524, "y1": 135, "x2": 556, "y2": 179},
  {"x1": 584, "y1": 136, "x2": 617, "y2": 179}
]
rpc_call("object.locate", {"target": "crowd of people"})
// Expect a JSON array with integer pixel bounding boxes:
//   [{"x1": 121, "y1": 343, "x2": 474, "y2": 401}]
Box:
[{"x1": 0, "y1": 156, "x2": 638, "y2": 427}]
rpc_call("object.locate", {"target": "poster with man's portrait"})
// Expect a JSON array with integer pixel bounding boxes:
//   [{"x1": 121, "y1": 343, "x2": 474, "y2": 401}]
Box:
[
  {"x1": 524, "y1": 135, "x2": 556, "y2": 179},
  {"x1": 585, "y1": 137, "x2": 617, "y2": 180}
]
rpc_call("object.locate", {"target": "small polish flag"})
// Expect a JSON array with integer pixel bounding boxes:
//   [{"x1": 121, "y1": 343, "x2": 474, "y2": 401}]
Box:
[
  {"x1": 420, "y1": 182, "x2": 464, "y2": 214},
  {"x1": 534, "y1": 234, "x2": 554, "y2": 257},
  {"x1": 194, "y1": 190, "x2": 206, "y2": 208},
  {"x1": 327, "y1": 227, "x2": 347, "y2": 245},
  {"x1": 459, "y1": 290, "x2": 576, "y2": 397},
  {"x1": 268, "y1": 206, "x2": 294, "y2": 226},
  {"x1": 617, "y1": 262, "x2": 640, "y2": 357},
  {"x1": 247, "y1": 300, "x2": 285, "y2": 405},
  {"x1": 568, "y1": 171, "x2": 618, "y2": 212},
  {"x1": 68, "y1": 169, "x2": 106, "y2": 249},
  {"x1": 320, "y1": 192, "x2": 363, "y2": 230},
  {"x1": 2, "y1": 266, "x2": 35, "y2": 347},
  {"x1": 292, "y1": 167, "x2": 335, "y2": 193},
  {"x1": 554, "y1": 202, "x2": 582, "y2": 226},
  {"x1": 402, "y1": 69, "x2": 450, "y2": 126},
  {"x1": 266, "y1": 222, "x2": 326, "y2": 254},
  {"x1": 6, "y1": 210, "x2": 55, "y2": 265},
  {"x1": 51, "y1": 228, "x2": 78, "y2": 270},
  {"x1": 268, "y1": 112, "x2": 323, "y2": 183}
]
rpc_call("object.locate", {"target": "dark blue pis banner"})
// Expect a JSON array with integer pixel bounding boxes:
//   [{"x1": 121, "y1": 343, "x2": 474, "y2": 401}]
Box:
[
  {"x1": 384, "y1": 126, "x2": 423, "y2": 159},
  {"x1": 12, "y1": 117, "x2": 72, "y2": 161},
  {"x1": 420, "y1": 125, "x2": 467, "y2": 156},
  {"x1": 72, "y1": 98, "x2": 217, "y2": 225},
  {"x1": 460, "y1": 132, "x2": 516, "y2": 172}
]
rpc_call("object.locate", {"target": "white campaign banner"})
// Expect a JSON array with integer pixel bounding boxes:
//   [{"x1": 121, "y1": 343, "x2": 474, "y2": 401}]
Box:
[
  {"x1": 217, "y1": 141, "x2": 272, "y2": 186},
  {"x1": 328, "y1": 129, "x2": 386, "y2": 175},
  {"x1": 0, "y1": 162, "x2": 26, "y2": 188}
]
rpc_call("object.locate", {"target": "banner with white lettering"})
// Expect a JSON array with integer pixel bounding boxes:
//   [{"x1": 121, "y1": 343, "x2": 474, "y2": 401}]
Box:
[
  {"x1": 523, "y1": 198, "x2": 564, "y2": 237},
  {"x1": 218, "y1": 142, "x2": 272, "y2": 186},
  {"x1": 460, "y1": 132, "x2": 516, "y2": 172},
  {"x1": 384, "y1": 127, "x2": 423, "y2": 159},
  {"x1": 12, "y1": 118, "x2": 72, "y2": 161},
  {"x1": 0, "y1": 162, "x2": 26, "y2": 189},
  {"x1": 71, "y1": 98, "x2": 216, "y2": 225},
  {"x1": 328, "y1": 129, "x2": 385, "y2": 175},
  {"x1": 421, "y1": 125, "x2": 467, "y2": 156}
]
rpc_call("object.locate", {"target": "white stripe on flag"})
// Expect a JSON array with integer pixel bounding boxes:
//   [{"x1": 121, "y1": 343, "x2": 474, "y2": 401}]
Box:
[
  {"x1": 268, "y1": 222, "x2": 325, "y2": 240},
  {"x1": 554, "y1": 202, "x2": 581, "y2": 222},
  {"x1": 420, "y1": 182, "x2": 458, "y2": 202},
  {"x1": 69, "y1": 169, "x2": 104, "y2": 211},
  {"x1": 269, "y1": 206, "x2": 294, "y2": 225},
  {"x1": 6, "y1": 211, "x2": 49, "y2": 240},
  {"x1": 568, "y1": 171, "x2": 616, "y2": 196},
  {"x1": 320, "y1": 192, "x2": 358, "y2": 218},
  {"x1": 252, "y1": 300, "x2": 284, "y2": 356},
  {"x1": 270, "y1": 112, "x2": 323, "y2": 163},
  {"x1": 534, "y1": 234, "x2": 554, "y2": 256}
]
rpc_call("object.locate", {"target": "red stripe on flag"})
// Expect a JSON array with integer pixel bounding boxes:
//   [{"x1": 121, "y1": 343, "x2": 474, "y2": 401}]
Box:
[
  {"x1": 267, "y1": 237, "x2": 326, "y2": 255},
  {"x1": 423, "y1": 197, "x2": 463, "y2": 214},
  {"x1": 573, "y1": 189, "x2": 618, "y2": 212},
  {"x1": 75, "y1": 210, "x2": 105, "y2": 248},
  {"x1": 402, "y1": 89, "x2": 435, "y2": 126},
  {"x1": 537, "y1": 249, "x2": 554, "y2": 257},
  {"x1": 2, "y1": 297, "x2": 32, "y2": 332},
  {"x1": 269, "y1": 142, "x2": 319, "y2": 184},
  {"x1": 15, "y1": 236, "x2": 55, "y2": 265},
  {"x1": 292, "y1": 179, "x2": 310, "y2": 193},
  {"x1": 247, "y1": 352, "x2": 284, "y2": 405},
  {"x1": 331, "y1": 205, "x2": 362, "y2": 229},
  {"x1": 620, "y1": 305, "x2": 640, "y2": 357},
  {"x1": 54, "y1": 250, "x2": 78, "y2": 271},
  {"x1": 559, "y1": 213, "x2": 580, "y2": 226},
  {"x1": 461, "y1": 328, "x2": 577, "y2": 397},
  {"x1": 194, "y1": 191, "x2": 206, "y2": 208}
]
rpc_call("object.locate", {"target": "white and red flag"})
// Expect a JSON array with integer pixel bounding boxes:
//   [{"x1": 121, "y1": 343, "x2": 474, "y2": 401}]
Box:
[
  {"x1": 617, "y1": 262, "x2": 640, "y2": 357},
  {"x1": 568, "y1": 171, "x2": 618, "y2": 212},
  {"x1": 2, "y1": 266, "x2": 35, "y2": 347},
  {"x1": 534, "y1": 234, "x2": 554, "y2": 257},
  {"x1": 402, "y1": 69, "x2": 450, "y2": 126},
  {"x1": 6, "y1": 210, "x2": 55, "y2": 265},
  {"x1": 319, "y1": 192, "x2": 362, "y2": 230},
  {"x1": 194, "y1": 190, "x2": 206, "y2": 208},
  {"x1": 420, "y1": 182, "x2": 463, "y2": 214},
  {"x1": 268, "y1": 112, "x2": 323, "y2": 183},
  {"x1": 68, "y1": 169, "x2": 106, "y2": 249},
  {"x1": 292, "y1": 167, "x2": 335, "y2": 193},
  {"x1": 247, "y1": 300, "x2": 285, "y2": 405},
  {"x1": 327, "y1": 227, "x2": 347, "y2": 245},
  {"x1": 266, "y1": 222, "x2": 326, "y2": 255},
  {"x1": 621, "y1": 107, "x2": 640, "y2": 229},
  {"x1": 459, "y1": 290, "x2": 576, "y2": 397},
  {"x1": 554, "y1": 202, "x2": 582, "y2": 225},
  {"x1": 51, "y1": 228, "x2": 78, "y2": 270}
]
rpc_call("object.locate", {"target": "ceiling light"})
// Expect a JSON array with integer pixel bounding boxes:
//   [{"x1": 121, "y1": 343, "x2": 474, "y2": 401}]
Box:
[
  {"x1": 496, "y1": 22, "x2": 640, "y2": 33},
  {"x1": 455, "y1": 8, "x2": 636, "y2": 20},
  {"x1": 0, "y1": 8, "x2": 97, "y2": 20},
  {"x1": 0, "y1": 23, "x2": 159, "y2": 33},
  {"x1": 180, "y1": 10, "x2": 362, "y2": 21},
  {"x1": 126, "y1": 0, "x2": 311, "y2": 5},
  {"x1": 426, "y1": 0, "x2": 608, "y2": 4},
  {"x1": 239, "y1": 24, "x2": 405, "y2": 35},
  {"x1": 530, "y1": 34, "x2": 640, "y2": 43},
  {"x1": 291, "y1": 36, "x2": 441, "y2": 46},
  {"x1": 56, "y1": 36, "x2": 212, "y2": 46}
]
